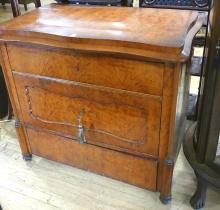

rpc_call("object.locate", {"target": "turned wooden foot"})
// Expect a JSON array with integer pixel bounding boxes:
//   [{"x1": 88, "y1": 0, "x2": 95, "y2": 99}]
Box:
[
  {"x1": 159, "y1": 158, "x2": 174, "y2": 205},
  {"x1": 24, "y1": 4, "x2": 28, "y2": 11},
  {"x1": 159, "y1": 194, "x2": 172, "y2": 204},
  {"x1": 34, "y1": 0, "x2": 41, "y2": 8},
  {"x1": 190, "y1": 173, "x2": 207, "y2": 209},
  {"x1": 23, "y1": 154, "x2": 32, "y2": 161}
]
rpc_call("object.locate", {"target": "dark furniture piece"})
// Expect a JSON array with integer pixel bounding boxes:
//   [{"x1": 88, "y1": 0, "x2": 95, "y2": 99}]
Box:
[
  {"x1": 55, "y1": 0, "x2": 131, "y2": 6},
  {"x1": 0, "y1": 4, "x2": 204, "y2": 204},
  {"x1": 2, "y1": 0, "x2": 41, "y2": 17},
  {"x1": 141, "y1": 0, "x2": 210, "y2": 10},
  {"x1": 0, "y1": 68, "x2": 8, "y2": 118},
  {"x1": 1, "y1": 0, "x2": 40, "y2": 11},
  {"x1": 183, "y1": 0, "x2": 220, "y2": 209},
  {"x1": 9, "y1": 0, "x2": 21, "y2": 17}
]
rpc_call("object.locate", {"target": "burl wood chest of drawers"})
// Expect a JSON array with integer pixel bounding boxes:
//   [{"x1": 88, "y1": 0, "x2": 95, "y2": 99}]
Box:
[{"x1": 0, "y1": 4, "x2": 204, "y2": 203}]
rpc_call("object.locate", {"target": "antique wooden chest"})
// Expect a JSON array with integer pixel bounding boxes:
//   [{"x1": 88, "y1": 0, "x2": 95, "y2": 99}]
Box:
[{"x1": 0, "y1": 4, "x2": 204, "y2": 203}]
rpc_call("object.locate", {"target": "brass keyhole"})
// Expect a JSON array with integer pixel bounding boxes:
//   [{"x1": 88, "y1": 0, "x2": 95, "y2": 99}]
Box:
[
  {"x1": 74, "y1": 63, "x2": 80, "y2": 72},
  {"x1": 77, "y1": 109, "x2": 86, "y2": 144}
]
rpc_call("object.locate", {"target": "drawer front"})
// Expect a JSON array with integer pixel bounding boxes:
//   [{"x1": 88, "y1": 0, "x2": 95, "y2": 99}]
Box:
[
  {"x1": 27, "y1": 127, "x2": 157, "y2": 190},
  {"x1": 7, "y1": 44, "x2": 164, "y2": 96},
  {"x1": 13, "y1": 72, "x2": 161, "y2": 158}
]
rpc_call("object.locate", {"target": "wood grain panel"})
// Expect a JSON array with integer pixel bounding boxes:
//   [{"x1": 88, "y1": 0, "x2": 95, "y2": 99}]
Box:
[
  {"x1": 26, "y1": 127, "x2": 157, "y2": 191},
  {"x1": 7, "y1": 44, "x2": 164, "y2": 96},
  {"x1": 0, "y1": 4, "x2": 200, "y2": 200},
  {"x1": 13, "y1": 71, "x2": 161, "y2": 158}
]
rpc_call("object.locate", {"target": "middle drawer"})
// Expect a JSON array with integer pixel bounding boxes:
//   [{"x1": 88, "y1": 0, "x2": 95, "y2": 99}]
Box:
[{"x1": 13, "y1": 71, "x2": 162, "y2": 158}]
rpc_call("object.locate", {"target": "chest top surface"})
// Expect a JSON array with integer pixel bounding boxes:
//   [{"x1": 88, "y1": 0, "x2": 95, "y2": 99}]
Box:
[{"x1": 0, "y1": 4, "x2": 204, "y2": 62}]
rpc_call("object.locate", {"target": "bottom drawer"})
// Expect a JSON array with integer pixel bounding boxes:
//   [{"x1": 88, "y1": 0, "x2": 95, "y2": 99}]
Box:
[{"x1": 26, "y1": 127, "x2": 158, "y2": 191}]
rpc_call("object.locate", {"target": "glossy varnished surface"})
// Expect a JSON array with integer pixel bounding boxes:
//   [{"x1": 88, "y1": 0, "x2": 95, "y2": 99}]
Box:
[
  {"x1": 0, "y1": 3, "x2": 203, "y2": 202},
  {"x1": 0, "y1": 4, "x2": 200, "y2": 61},
  {"x1": 0, "y1": 4, "x2": 197, "y2": 47}
]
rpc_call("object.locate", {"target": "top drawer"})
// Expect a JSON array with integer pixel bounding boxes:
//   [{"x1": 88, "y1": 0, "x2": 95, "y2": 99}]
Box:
[{"x1": 7, "y1": 44, "x2": 164, "y2": 96}]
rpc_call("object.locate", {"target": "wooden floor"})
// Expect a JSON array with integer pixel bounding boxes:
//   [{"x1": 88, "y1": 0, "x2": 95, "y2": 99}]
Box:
[{"x1": 1, "y1": 2, "x2": 220, "y2": 210}]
